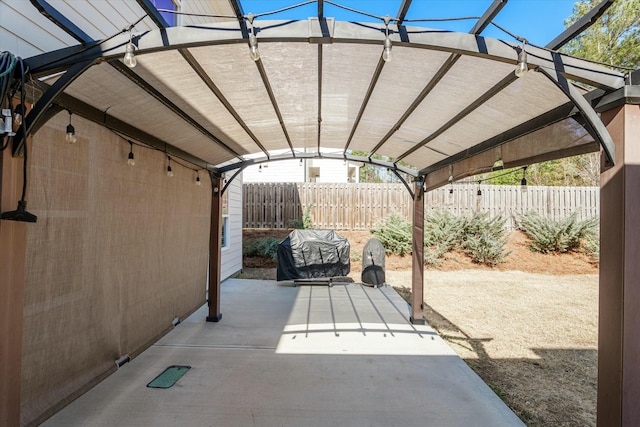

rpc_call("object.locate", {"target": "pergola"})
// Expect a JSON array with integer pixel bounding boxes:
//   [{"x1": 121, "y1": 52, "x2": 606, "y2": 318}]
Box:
[{"x1": 1, "y1": 0, "x2": 639, "y2": 425}]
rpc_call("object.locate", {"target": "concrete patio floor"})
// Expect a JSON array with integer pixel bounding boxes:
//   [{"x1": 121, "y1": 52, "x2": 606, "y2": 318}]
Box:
[{"x1": 44, "y1": 279, "x2": 524, "y2": 426}]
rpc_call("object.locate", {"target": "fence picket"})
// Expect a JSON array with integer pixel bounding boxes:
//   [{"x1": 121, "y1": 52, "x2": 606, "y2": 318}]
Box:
[{"x1": 242, "y1": 183, "x2": 599, "y2": 230}]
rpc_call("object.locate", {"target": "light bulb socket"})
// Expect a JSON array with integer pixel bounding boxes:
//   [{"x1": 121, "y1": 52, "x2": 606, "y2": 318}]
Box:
[
  {"x1": 521, "y1": 177, "x2": 527, "y2": 186},
  {"x1": 477, "y1": 189, "x2": 482, "y2": 196}
]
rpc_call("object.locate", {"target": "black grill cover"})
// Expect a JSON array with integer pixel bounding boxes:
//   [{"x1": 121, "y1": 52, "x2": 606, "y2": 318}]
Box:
[
  {"x1": 361, "y1": 238, "x2": 386, "y2": 286},
  {"x1": 277, "y1": 230, "x2": 350, "y2": 281}
]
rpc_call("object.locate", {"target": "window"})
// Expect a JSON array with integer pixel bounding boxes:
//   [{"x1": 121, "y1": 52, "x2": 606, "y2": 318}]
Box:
[
  {"x1": 308, "y1": 166, "x2": 320, "y2": 182},
  {"x1": 150, "y1": 0, "x2": 180, "y2": 26}
]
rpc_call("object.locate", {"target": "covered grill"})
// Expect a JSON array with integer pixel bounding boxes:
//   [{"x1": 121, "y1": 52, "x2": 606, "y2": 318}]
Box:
[{"x1": 276, "y1": 230, "x2": 350, "y2": 281}]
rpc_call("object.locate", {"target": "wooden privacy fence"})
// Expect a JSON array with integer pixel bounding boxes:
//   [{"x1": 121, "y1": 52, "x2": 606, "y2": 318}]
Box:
[{"x1": 243, "y1": 183, "x2": 599, "y2": 230}]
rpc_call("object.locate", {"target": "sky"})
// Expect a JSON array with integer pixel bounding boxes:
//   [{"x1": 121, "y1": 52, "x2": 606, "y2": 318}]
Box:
[{"x1": 240, "y1": 0, "x2": 581, "y2": 46}]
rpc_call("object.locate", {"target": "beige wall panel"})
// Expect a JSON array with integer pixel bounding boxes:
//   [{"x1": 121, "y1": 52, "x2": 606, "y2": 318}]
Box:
[{"x1": 21, "y1": 114, "x2": 211, "y2": 426}]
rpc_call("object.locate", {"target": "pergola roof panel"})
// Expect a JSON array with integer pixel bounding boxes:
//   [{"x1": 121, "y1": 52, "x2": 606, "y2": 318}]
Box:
[
  {"x1": 320, "y1": 43, "x2": 381, "y2": 149},
  {"x1": 348, "y1": 46, "x2": 453, "y2": 153},
  {"x1": 259, "y1": 42, "x2": 318, "y2": 150},
  {"x1": 382, "y1": 55, "x2": 518, "y2": 159},
  {"x1": 63, "y1": 63, "x2": 235, "y2": 165},
  {"x1": 133, "y1": 50, "x2": 254, "y2": 155},
  {"x1": 404, "y1": 70, "x2": 571, "y2": 167},
  {"x1": 189, "y1": 44, "x2": 290, "y2": 154}
]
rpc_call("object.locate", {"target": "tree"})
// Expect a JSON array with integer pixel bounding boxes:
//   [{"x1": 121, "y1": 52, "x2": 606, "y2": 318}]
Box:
[
  {"x1": 562, "y1": 0, "x2": 640, "y2": 70},
  {"x1": 523, "y1": 0, "x2": 639, "y2": 186}
]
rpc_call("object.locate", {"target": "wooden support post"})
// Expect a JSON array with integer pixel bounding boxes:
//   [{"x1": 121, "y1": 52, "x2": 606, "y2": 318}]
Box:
[
  {"x1": 0, "y1": 143, "x2": 29, "y2": 426},
  {"x1": 410, "y1": 179, "x2": 425, "y2": 325},
  {"x1": 598, "y1": 101, "x2": 640, "y2": 426},
  {"x1": 206, "y1": 174, "x2": 223, "y2": 322}
]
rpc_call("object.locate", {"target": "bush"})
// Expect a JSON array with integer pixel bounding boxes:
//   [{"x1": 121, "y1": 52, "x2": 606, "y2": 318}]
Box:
[
  {"x1": 371, "y1": 213, "x2": 412, "y2": 256},
  {"x1": 459, "y1": 212, "x2": 510, "y2": 266},
  {"x1": 424, "y1": 210, "x2": 462, "y2": 265},
  {"x1": 289, "y1": 204, "x2": 314, "y2": 229},
  {"x1": 519, "y1": 211, "x2": 598, "y2": 254},
  {"x1": 243, "y1": 237, "x2": 279, "y2": 260},
  {"x1": 372, "y1": 210, "x2": 510, "y2": 266}
]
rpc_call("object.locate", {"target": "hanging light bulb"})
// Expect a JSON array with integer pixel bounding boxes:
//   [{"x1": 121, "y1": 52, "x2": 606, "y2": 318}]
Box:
[
  {"x1": 246, "y1": 14, "x2": 260, "y2": 61},
  {"x1": 521, "y1": 166, "x2": 528, "y2": 192},
  {"x1": 13, "y1": 104, "x2": 25, "y2": 127},
  {"x1": 127, "y1": 141, "x2": 135, "y2": 166},
  {"x1": 249, "y1": 34, "x2": 260, "y2": 61},
  {"x1": 515, "y1": 40, "x2": 528, "y2": 78},
  {"x1": 196, "y1": 171, "x2": 202, "y2": 186},
  {"x1": 167, "y1": 156, "x2": 174, "y2": 177},
  {"x1": 382, "y1": 37, "x2": 392, "y2": 62},
  {"x1": 477, "y1": 182, "x2": 482, "y2": 197},
  {"x1": 123, "y1": 31, "x2": 137, "y2": 68},
  {"x1": 382, "y1": 16, "x2": 392, "y2": 62},
  {"x1": 65, "y1": 110, "x2": 77, "y2": 144},
  {"x1": 299, "y1": 158, "x2": 303, "y2": 166},
  {"x1": 259, "y1": 164, "x2": 262, "y2": 172}
]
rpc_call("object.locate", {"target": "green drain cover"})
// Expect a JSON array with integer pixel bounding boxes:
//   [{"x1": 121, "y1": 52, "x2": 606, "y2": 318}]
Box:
[{"x1": 147, "y1": 365, "x2": 191, "y2": 389}]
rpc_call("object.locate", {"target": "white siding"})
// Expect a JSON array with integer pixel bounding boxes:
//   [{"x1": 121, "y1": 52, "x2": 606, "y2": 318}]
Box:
[
  {"x1": 220, "y1": 172, "x2": 243, "y2": 279},
  {"x1": 243, "y1": 158, "x2": 360, "y2": 183},
  {"x1": 243, "y1": 159, "x2": 306, "y2": 183},
  {"x1": 180, "y1": 0, "x2": 237, "y2": 26}
]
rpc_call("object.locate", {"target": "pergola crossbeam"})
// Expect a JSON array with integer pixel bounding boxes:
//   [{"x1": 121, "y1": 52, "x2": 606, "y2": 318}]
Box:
[
  {"x1": 179, "y1": 49, "x2": 269, "y2": 158},
  {"x1": 52, "y1": 91, "x2": 213, "y2": 170},
  {"x1": 396, "y1": 72, "x2": 518, "y2": 162},
  {"x1": 469, "y1": 0, "x2": 508, "y2": 35},
  {"x1": 135, "y1": 0, "x2": 169, "y2": 29},
  {"x1": 109, "y1": 60, "x2": 244, "y2": 158},
  {"x1": 545, "y1": 0, "x2": 614, "y2": 50},
  {"x1": 369, "y1": 53, "x2": 461, "y2": 156}
]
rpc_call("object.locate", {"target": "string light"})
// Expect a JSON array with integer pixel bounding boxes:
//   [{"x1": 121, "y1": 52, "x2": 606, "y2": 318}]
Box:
[
  {"x1": 196, "y1": 170, "x2": 201, "y2": 186},
  {"x1": 382, "y1": 15, "x2": 392, "y2": 62},
  {"x1": 13, "y1": 104, "x2": 25, "y2": 127},
  {"x1": 521, "y1": 166, "x2": 528, "y2": 192},
  {"x1": 65, "y1": 110, "x2": 77, "y2": 144},
  {"x1": 166, "y1": 156, "x2": 174, "y2": 177},
  {"x1": 127, "y1": 141, "x2": 135, "y2": 166},
  {"x1": 515, "y1": 39, "x2": 528, "y2": 78},
  {"x1": 123, "y1": 30, "x2": 137, "y2": 68},
  {"x1": 246, "y1": 14, "x2": 260, "y2": 61}
]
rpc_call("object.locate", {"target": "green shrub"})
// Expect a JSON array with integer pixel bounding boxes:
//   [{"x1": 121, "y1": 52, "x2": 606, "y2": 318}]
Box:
[
  {"x1": 583, "y1": 231, "x2": 600, "y2": 261},
  {"x1": 464, "y1": 231, "x2": 509, "y2": 266},
  {"x1": 289, "y1": 204, "x2": 314, "y2": 229},
  {"x1": 371, "y1": 213, "x2": 412, "y2": 256},
  {"x1": 519, "y1": 211, "x2": 598, "y2": 254},
  {"x1": 243, "y1": 237, "x2": 279, "y2": 260},
  {"x1": 372, "y1": 210, "x2": 510, "y2": 266},
  {"x1": 459, "y1": 212, "x2": 510, "y2": 266}
]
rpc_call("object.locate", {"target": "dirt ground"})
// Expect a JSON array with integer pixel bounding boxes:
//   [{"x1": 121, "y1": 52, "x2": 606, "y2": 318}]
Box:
[
  {"x1": 241, "y1": 228, "x2": 599, "y2": 426},
  {"x1": 242, "y1": 229, "x2": 599, "y2": 276}
]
